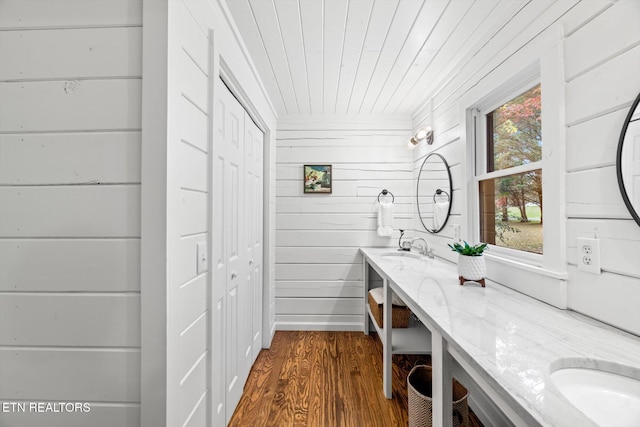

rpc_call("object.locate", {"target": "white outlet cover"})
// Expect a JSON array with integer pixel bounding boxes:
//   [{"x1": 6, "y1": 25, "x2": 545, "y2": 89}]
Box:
[{"x1": 577, "y1": 237, "x2": 600, "y2": 274}]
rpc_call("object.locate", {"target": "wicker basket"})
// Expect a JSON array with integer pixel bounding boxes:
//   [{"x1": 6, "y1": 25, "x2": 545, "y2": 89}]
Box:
[
  {"x1": 368, "y1": 291, "x2": 410, "y2": 328},
  {"x1": 408, "y1": 365, "x2": 469, "y2": 427}
]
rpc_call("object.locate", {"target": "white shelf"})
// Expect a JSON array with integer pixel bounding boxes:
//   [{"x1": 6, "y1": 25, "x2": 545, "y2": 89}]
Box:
[{"x1": 367, "y1": 304, "x2": 432, "y2": 355}]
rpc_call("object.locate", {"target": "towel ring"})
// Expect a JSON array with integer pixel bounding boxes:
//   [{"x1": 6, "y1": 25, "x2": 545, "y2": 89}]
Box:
[
  {"x1": 378, "y1": 189, "x2": 395, "y2": 203},
  {"x1": 433, "y1": 188, "x2": 450, "y2": 203}
]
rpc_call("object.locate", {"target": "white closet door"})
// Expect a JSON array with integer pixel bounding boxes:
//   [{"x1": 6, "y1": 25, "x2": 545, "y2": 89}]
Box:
[
  {"x1": 240, "y1": 115, "x2": 253, "y2": 378},
  {"x1": 213, "y1": 79, "x2": 264, "y2": 424},
  {"x1": 245, "y1": 115, "x2": 264, "y2": 364},
  {"x1": 244, "y1": 115, "x2": 263, "y2": 364},
  {"x1": 218, "y1": 81, "x2": 246, "y2": 421},
  {"x1": 212, "y1": 83, "x2": 227, "y2": 425}
]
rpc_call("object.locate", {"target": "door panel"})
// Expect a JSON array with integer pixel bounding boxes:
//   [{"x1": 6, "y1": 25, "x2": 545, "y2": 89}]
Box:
[
  {"x1": 229, "y1": 163, "x2": 240, "y2": 267},
  {"x1": 245, "y1": 117, "x2": 264, "y2": 363},
  {"x1": 211, "y1": 297, "x2": 225, "y2": 425},
  {"x1": 211, "y1": 94, "x2": 226, "y2": 425},
  {"x1": 218, "y1": 81, "x2": 246, "y2": 422}
]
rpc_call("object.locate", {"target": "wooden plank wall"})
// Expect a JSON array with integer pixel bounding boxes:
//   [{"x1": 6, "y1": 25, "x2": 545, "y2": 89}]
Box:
[
  {"x1": 411, "y1": 131, "x2": 463, "y2": 265},
  {"x1": 0, "y1": 1, "x2": 142, "y2": 426},
  {"x1": 169, "y1": 2, "x2": 210, "y2": 427},
  {"x1": 275, "y1": 118, "x2": 412, "y2": 330},
  {"x1": 411, "y1": 0, "x2": 640, "y2": 335},
  {"x1": 563, "y1": 0, "x2": 640, "y2": 335}
]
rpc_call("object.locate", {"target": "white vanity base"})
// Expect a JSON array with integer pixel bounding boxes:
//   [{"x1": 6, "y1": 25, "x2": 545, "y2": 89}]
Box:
[{"x1": 360, "y1": 247, "x2": 640, "y2": 427}]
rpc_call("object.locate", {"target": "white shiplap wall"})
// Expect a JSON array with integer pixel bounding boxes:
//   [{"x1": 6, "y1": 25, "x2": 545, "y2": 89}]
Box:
[
  {"x1": 0, "y1": 1, "x2": 142, "y2": 426},
  {"x1": 563, "y1": 0, "x2": 640, "y2": 336},
  {"x1": 275, "y1": 117, "x2": 412, "y2": 330},
  {"x1": 169, "y1": 2, "x2": 210, "y2": 426},
  {"x1": 410, "y1": 129, "x2": 463, "y2": 264},
  {"x1": 411, "y1": 0, "x2": 640, "y2": 335}
]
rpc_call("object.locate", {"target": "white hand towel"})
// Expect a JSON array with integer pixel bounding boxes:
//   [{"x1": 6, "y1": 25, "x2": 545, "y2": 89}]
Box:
[
  {"x1": 433, "y1": 200, "x2": 449, "y2": 230},
  {"x1": 377, "y1": 201, "x2": 394, "y2": 237}
]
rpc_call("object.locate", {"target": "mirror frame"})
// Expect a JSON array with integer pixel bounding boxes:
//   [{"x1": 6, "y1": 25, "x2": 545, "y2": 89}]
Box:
[
  {"x1": 616, "y1": 90, "x2": 640, "y2": 227},
  {"x1": 417, "y1": 152, "x2": 453, "y2": 234}
]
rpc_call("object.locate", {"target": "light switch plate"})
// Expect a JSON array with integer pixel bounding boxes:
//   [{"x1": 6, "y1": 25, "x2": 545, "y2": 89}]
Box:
[
  {"x1": 196, "y1": 241, "x2": 208, "y2": 274},
  {"x1": 577, "y1": 237, "x2": 600, "y2": 274}
]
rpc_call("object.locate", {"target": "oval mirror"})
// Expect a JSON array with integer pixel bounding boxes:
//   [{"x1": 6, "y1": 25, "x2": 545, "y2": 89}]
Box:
[
  {"x1": 617, "y1": 91, "x2": 640, "y2": 227},
  {"x1": 417, "y1": 152, "x2": 453, "y2": 233}
]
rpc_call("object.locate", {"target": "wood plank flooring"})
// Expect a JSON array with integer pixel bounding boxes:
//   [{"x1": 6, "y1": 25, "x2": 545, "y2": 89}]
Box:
[{"x1": 229, "y1": 331, "x2": 483, "y2": 427}]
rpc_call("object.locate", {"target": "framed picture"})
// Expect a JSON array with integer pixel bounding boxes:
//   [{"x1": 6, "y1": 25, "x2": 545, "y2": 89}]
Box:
[{"x1": 304, "y1": 165, "x2": 332, "y2": 194}]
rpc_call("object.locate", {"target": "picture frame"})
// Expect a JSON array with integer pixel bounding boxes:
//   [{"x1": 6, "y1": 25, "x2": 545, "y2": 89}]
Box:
[{"x1": 304, "y1": 164, "x2": 332, "y2": 194}]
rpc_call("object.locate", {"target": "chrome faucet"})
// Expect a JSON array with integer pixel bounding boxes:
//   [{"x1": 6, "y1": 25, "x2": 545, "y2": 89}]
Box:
[
  {"x1": 398, "y1": 231, "x2": 434, "y2": 258},
  {"x1": 410, "y1": 237, "x2": 434, "y2": 259}
]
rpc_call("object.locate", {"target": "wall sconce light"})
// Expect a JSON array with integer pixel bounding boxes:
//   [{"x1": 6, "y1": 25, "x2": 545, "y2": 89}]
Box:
[{"x1": 408, "y1": 126, "x2": 434, "y2": 149}]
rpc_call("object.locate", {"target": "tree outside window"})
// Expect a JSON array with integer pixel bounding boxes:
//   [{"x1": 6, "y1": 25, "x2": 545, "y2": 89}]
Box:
[{"x1": 479, "y1": 84, "x2": 543, "y2": 254}]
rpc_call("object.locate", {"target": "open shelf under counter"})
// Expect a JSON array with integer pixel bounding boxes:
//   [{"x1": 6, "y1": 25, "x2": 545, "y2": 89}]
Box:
[{"x1": 366, "y1": 304, "x2": 431, "y2": 354}]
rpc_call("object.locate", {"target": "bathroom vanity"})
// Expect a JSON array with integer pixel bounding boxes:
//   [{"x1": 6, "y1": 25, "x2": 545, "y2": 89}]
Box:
[{"x1": 361, "y1": 247, "x2": 640, "y2": 427}]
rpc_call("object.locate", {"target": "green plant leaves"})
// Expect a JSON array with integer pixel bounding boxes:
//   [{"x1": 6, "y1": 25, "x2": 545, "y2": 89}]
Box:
[{"x1": 447, "y1": 241, "x2": 487, "y2": 256}]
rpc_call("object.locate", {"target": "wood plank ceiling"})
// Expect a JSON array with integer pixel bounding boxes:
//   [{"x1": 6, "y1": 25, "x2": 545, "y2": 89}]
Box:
[{"x1": 226, "y1": 0, "x2": 527, "y2": 118}]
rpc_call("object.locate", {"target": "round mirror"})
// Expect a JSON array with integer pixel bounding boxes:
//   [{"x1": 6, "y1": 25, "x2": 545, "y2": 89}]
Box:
[
  {"x1": 617, "y1": 91, "x2": 640, "y2": 227},
  {"x1": 417, "y1": 152, "x2": 453, "y2": 233}
]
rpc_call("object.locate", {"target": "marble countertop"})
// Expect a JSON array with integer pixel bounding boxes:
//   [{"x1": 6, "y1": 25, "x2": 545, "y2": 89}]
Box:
[{"x1": 360, "y1": 247, "x2": 640, "y2": 427}]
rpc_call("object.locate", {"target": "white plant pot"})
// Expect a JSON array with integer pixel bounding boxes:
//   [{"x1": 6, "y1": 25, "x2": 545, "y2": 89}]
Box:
[{"x1": 457, "y1": 255, "x2": 486, "y2": 281}]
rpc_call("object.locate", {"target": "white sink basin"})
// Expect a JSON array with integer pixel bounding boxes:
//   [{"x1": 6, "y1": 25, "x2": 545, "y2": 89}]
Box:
[
  {"x1": 381, "y1": 251, "x2": 422, "y2": 260},
  {"x1": 550, "y1": 363, "x2": 640, "y2": 426}
]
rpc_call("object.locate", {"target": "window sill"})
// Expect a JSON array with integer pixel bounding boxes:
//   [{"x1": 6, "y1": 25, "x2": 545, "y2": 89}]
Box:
[
  {"x1": 484, "y1": 253, "x2": 568, "y2": 308},
  {"x1": 485, "y1": 253, "x2": 567, "y2": 280}
]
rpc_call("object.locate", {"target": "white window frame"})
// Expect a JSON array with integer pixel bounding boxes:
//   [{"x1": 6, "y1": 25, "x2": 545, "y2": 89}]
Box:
[
  {"x1": 464, "y1": 40, "x2": 567, "y2": 307},
  {"x1": 474, "y1": 79, "x2": 544, "y2": 266}
]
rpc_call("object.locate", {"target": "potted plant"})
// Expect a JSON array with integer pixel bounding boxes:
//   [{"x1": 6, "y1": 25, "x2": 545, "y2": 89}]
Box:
[{"x1": 448, "y1": 241, "x2": 488, "y2": 287}]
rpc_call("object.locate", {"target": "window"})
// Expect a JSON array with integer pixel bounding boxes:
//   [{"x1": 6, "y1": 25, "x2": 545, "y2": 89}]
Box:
[
  {"x1": 466, "y1": 46, "x2": 566, "y2": 306},
  {"x1": 476, "y1": 84, "x2": 543, "y2": 257}
]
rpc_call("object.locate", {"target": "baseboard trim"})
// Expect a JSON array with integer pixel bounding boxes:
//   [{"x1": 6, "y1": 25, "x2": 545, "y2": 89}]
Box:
[{"x1": 275, "y1": 321, "x2": 364, "y2": 332}]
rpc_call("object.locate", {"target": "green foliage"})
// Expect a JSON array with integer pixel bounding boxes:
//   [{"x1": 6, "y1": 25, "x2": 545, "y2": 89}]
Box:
[
  {"x1": 447, "y1": 241, "x2": 488, "y2": 256},
  {"x1": 492, "y1": 84, "x2": 542, "y2": 170},
  {"x1": 489, "y1": 84, "x2": 543, "y2": 224}
]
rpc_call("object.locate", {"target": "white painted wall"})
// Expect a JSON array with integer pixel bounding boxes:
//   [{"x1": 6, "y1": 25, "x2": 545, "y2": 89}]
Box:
[
  {"x1": 0, "y1": 0, "x2": 275, "y2": 426},
  {"x1": 0, "y1": 1, "x2": 142, "y2": 426},
  {"x1": 275, "y1": 116, "x2": 412, "y2": 330},
  {"x1": 411, "y1": 0, "x2": 640, "y2": 336},
  {"x1": 167, "y1": 2, "x2": 211, "y2": 426}
]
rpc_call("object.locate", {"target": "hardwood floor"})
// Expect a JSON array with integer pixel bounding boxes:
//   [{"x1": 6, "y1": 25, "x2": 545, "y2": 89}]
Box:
[{"x1": 228, "y1": 331, "x2": 483, "y2": 427}]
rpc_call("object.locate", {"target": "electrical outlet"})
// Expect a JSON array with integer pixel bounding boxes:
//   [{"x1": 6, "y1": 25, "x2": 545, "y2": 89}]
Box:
[
  {"x1": 577, "y1": 237, "x2": 600, "y2": 274},
  {"x1": 453, "y1": 225, "x2": 461, "y2": 243}
]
